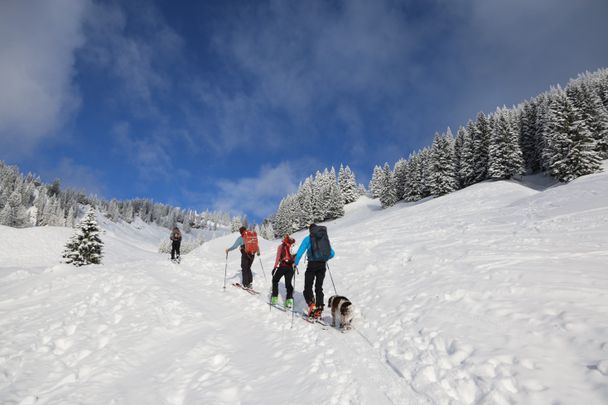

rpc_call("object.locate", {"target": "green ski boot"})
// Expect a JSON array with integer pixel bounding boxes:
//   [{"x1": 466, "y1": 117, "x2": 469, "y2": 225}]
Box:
[
  {"x1": 270, "y1": 296, "x2": 279, "y2": 305},
  {"x1": 284, "y1": 298, "x2": 293, "y2": 309}
]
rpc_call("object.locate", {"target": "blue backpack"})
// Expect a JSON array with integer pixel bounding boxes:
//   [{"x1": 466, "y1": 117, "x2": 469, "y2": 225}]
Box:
[{"x1": 309, "y1": 226, "x2": 331, "y2": 262}]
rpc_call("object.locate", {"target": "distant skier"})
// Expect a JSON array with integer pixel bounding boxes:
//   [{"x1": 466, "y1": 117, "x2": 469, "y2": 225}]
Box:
[
  {"x1": 294, "y1": 224, "x2": 335, "y2": 318},
  {"x1": 271, "y1": 234, "x2": 296, "y2": 308},
  {"x1": 170, "y1": 226, "x2": 182, "y2": 261},
  {"x1": 225, "y1": 226, "x2": 260, "y2": 288}
]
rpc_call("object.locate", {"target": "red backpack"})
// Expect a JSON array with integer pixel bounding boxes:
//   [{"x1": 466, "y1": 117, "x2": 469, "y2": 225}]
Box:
[
  {"x1": 242, "y1": 230, "x2": 259, "y2": 254},
  {"x1": 280, "y1": 241, "x2": 294, "y2": 265}
]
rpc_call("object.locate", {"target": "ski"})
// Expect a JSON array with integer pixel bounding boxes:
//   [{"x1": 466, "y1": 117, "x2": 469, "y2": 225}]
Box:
[
  {"x1": 301, "y1": 311, "x2": 328, "y2": 328},
  {"x1": 268, "y1": 303, "x2": 287, "y2": 312},
  {"x1": 232, "y1": 283, "x2": 260, "y2": 295}
]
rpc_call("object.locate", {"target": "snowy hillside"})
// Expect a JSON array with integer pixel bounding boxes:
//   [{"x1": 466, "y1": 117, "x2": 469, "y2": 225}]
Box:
[{"x1": 1, "y1": 165, "x2": 608, "y2": 404}]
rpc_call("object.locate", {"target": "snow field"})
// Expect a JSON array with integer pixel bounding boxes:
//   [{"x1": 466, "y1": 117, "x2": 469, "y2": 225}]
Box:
[{"x1": 1, "y1": 163, "x2": 608, "y2": 404}]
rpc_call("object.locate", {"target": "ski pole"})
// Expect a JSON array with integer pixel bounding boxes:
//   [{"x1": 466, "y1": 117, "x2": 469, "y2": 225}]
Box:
[
  {"x1": 269, "y1": 268, "x2": 273, "y2": 313},
  {"x1": 327, "y1": 263, "x2": 338, "y2": 295},
  {"x1": 258, "y1": 256, "x2": 267, "y2": 282},
  {"x1": 223, "y1": 252, "x2": 228, "y2": 290},
  {"x1": 291, "y1": 265, "x2": 296, "y2": 328}
]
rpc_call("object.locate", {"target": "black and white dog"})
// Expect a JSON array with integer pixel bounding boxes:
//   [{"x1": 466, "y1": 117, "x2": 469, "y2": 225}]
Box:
[{"x1": 328, "y1": 295, "x2": 353, "y2": 330}]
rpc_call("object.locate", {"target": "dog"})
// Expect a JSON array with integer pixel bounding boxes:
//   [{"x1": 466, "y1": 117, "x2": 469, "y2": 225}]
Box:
[{"x1": 328, "y1": 295, "x2": 353, "y2": 330}]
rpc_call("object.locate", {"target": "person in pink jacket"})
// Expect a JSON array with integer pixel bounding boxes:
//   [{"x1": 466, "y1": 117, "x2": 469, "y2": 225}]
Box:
[{"x1": 270, "y1": 234, "x2": 296, "y2": 308}]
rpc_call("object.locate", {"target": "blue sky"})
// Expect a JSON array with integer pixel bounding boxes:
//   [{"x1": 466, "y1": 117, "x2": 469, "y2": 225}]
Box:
[{"x1": 1, "y1": 0, "x2": 608, "y2": 221}]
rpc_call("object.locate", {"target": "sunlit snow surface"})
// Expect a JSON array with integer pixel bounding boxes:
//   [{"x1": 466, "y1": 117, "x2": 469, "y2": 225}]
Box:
[{"x1": 1, "y1": 164, "x2": 607, "y2": 404}]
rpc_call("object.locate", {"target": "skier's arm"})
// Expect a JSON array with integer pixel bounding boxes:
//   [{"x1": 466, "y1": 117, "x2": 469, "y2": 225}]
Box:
[
  {"x1": 273, "y1": 245, "x2": 282, "y2": 269},
  {"x1": 294, "y1": 236, "x2": 310, "y2": 266},
  {"x1": 226, "y1": 236, "x2": 243, "y2": 252}
]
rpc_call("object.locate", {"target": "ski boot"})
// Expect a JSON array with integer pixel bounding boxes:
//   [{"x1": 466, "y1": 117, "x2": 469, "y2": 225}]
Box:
[
  {"x1": 271, "y1": 296, "x2": 279, "y2": 305},
  {"x1": 313, "y1": 305, "x2": 323, "y2": 319},
  {"x1": 307, "y1": 303, "x2": 316, "y2": 318},
  {"x1": 284, "y1": 298, "x2": 293, "y2": 309}
]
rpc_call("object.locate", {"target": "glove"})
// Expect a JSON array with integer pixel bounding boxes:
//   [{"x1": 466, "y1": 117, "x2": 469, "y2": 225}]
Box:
[{"x1": 256, "y1": 251, "x2": 261, "y2": 256}]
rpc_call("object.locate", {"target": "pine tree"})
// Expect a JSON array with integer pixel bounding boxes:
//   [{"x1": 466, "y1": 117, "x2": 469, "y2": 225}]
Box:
[
  {"x1": 429, "y1": 131, "x2": 457, "y2": 196},
  {"x1": 453, "y1": 127, "x2": 465, "y2": 188},
  {"x1": 0, "y1": 191, "x2": 27, "y2": 227},
  {"x1": 312, "y1": 170, "x2": 327, "y2": 221},
  {"x1": 63, "y1": 208, "x2": 104, "y2": 266},
  {"x1": 458, "y1": 122, "x2": 476, "y2": 187},
  {"x1": 297, "y1": 176, "x2": 315, "y2": 227},
  {"x1": 378, "y1": 163, "x2": 397, "y2": 208},
  {"x1": 403, "y1": 153, "x2": 422, "y2": 202},
  {"x1": 338, "y1": 165, "x2": 359, "y2": 204},
  {"x1": 520, "y1": 100, "x2": 543, "y2": 173},
  {"x1": 567, "y1": 82, "x2": 608, "y2": 159},
  {"x1": 535, "y1": 93, "x2": 553, "y2": 171},
  {"x1": 473, "y1": 112, "x2": 492, "y2": 182},
  {"x1": 368, "y1": 165, "x2": 383, "y2": 198},
  {"x1": 393, "y1": 159, "x2": 408, "y2": 202},
  {"x1": 419, "y1": 148, "x2": 432, "y2": 198},
  {"x1": 488, "y1": 108, "x2": 524, "y2": 179},
  {"x1": 544, "y1": 89, "x2": 602, "y2": 182}
]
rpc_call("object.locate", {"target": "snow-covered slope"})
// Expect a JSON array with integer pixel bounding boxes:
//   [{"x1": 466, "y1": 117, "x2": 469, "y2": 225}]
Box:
[{"x1": 1, "y1": 165, "x2": 607, "y2": 404}]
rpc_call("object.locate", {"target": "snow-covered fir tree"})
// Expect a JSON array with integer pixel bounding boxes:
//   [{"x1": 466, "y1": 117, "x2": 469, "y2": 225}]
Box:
[
  {"x1": 419, "y1": 148, "x2": 432, "y2": 199},
  {"x1": 567, "y1": 81, "x2": 608, "y2": 159},
  {"x1": 325, "y1": 168, "x2": 345, "y2": 219},
  {"x1": 520, "y1": 99, "x2": 543, "y2": 173},
  {"x1": 0, "y1": 190, "x2": 27, "y2": 227},
  {"x1": 429, "y1": 130, "x2": 458, "y2": 196},
  {"x1": 297, "y1": 176, "x2": 315, "y2": 227},
  {"x1": 488, "y1": 108, "x2": 524, "y2": 179},
  {"x1": 543, "y1": 88, "x2": 602, "y2": 182},
  {"x1": 368, "y1": 165, "x2": 383, "y2": 198},
  {"x1": 403, "y1": 153, "x2": 422, "y2": 202},
  {"x1": 62, "y1": 208, "x2": 104, "y2": 266},
  {"x1": 378, "y1": 163, "x2": 398, "y2": 208},
  {"x1": 393, "y1": 159, "x2": 408, "y2": 202},
  {"x1": 473, "y1": 112, "x2": 492, "y2": 183},
  {"x1": 458, "y1": 122, "x2": 477, "y2": 187},
  {"x1": 338, "y1": 164, "x2": 359, "y2": 204}
]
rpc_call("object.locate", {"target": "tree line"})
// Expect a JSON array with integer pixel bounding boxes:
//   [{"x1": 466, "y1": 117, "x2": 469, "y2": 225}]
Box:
[
  {"x1": 267, "y1": 68, "x2": 607, "y2": 233},
  {"x1": 271, "y1": 165, "x2": 364, "y2": 237},
  {"x1": 368, "y1": 68, "x2": 607, "y2": 208},
  {"x1": 0, "y1": 161, "x2": 235, "y2": 231}
]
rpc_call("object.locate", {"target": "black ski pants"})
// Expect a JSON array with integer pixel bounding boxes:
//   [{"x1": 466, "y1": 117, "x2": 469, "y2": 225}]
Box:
[
  {"x1": 240, "y1": 250, "x2": 254, "y2": 287},
  {"x1": 303, "y1": 261, "x2": 327, "y2": 307},
  {"x1": 171, "y1": 240, "x2": 181, "y2": 259},
  {"x1": 272, "y1": 266, "x2": 294, "y2": 299}
]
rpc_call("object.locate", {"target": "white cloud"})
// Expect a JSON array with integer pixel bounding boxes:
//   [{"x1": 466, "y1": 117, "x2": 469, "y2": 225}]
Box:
[
  {"x1": 0, "y1": 0, "x2": 88, "y2": 154},
  {"x1": 212, "y1": 163, "x2": 299, "y2": 219}
]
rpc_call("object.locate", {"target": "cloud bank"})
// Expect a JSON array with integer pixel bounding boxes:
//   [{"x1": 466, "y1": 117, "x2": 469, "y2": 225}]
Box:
[{"x1": 0, "y1": 0, "x2": 88, "y2": 155}]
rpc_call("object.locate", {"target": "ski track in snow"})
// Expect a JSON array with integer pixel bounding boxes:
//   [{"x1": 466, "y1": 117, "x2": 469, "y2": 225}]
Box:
[{"x1": 1, "y1": 163, "x2": 608, "y2": 404}]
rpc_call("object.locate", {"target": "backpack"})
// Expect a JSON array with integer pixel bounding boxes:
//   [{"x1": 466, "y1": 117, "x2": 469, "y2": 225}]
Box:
[
  {"x1": 280, "y1": 242, "x2": 294, "y2": 265},
  {"x1": 309, "y1": 225, "x2": 331, "y2": 261},
  {"x1": 242, "y1": 230, "x2": 259, "y2": 254}
]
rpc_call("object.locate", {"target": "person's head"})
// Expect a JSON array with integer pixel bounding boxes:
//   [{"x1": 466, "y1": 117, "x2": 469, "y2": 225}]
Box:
[
  {"x1": 239, "y1": 226, "x2": 247, "y2": 235},
  {"x1": 173, "y1": 227, "x2": 179, "y2": 232},
  {"x1": 283, "y1": 234, "x2": 295, "y2": 244},
  {"x1": 309, "y1": 223, "x2": 317, "y2": 232}
]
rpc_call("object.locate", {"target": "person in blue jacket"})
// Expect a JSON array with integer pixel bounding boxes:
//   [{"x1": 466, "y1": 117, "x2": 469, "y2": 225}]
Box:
[{"x1": 294, "y1": 223, "x2": 335, "y2": 318}]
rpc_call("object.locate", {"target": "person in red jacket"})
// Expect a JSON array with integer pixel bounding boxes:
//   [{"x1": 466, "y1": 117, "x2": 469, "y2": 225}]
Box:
[{"x1": 270, "y1": 235, "x2": 296, "y2": 308}]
